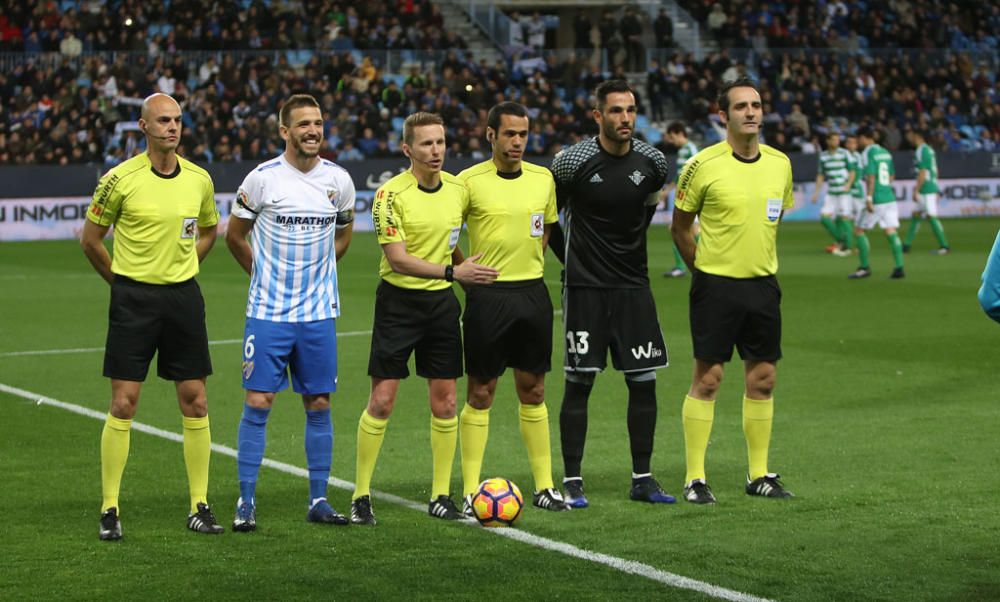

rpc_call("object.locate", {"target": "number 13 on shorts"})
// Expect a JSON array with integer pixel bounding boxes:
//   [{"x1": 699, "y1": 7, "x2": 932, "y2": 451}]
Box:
[{"x1": 566, "y1": 330, "x2": 590, "y2": 354}]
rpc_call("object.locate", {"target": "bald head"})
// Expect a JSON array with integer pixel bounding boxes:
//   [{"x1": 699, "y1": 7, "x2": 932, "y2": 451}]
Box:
[
  {"x1": 141, "y1": 93, "x2": 180, "y2": 121},
  {"x1": 140, "y1": 93, "x2": 183, "y2": 152}
]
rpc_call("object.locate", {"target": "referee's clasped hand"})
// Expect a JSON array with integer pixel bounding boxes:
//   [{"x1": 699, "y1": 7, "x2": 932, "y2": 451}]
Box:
[{"x1": 454, "y1": 253, "x2": 499, "y2": 285}]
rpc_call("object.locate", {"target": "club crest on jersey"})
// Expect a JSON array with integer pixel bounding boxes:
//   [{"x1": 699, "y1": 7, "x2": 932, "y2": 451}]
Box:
[
  {"x1": 327, "y1": 188, "x2": 339, "y2": 204},
  {"x1": 766, "y1": 198, "x2": 782, "y2": 222},
  {"x1": 181, "y1": 217, "x2": 197, "y2": 239},
  {"x1": 242, "y1": 360, "x2": 254, "y2": 380},
  {"x1": 629, "y1": 170, "x2": 646, "y2": 186}
]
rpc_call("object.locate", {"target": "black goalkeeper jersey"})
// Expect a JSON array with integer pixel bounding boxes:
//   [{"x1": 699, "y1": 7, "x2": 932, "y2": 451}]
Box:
[{"x1": 551, "y1": 137, "x2": 669, "y2": 288}]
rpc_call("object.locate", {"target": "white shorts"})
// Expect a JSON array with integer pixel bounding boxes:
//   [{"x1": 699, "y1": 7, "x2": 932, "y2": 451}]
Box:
[
  {"x1": 915, "y1": 193, "x2": 939, "y2": 217},
  {"x1": 857, "y1": 202, "x2": 900, "y2": 231},
  {"x1": 821, "y1": 193, "x2": 854, "y2": 218}
]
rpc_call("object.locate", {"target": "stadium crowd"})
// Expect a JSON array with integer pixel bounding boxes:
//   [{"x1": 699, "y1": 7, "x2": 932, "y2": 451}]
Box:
[
  {"x1": 0, "y1": 0, "x2": 998, "y2": 166},
  {"x1": 680, "y1": 0, "x2": 1000, "y2": 52}
]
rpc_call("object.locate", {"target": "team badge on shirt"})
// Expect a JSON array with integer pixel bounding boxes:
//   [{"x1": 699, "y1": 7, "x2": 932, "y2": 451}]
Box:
[
  {"x1": 327, "y1": 188, "x2": 339, "y2": 204},
  {"x1": 242, "y1": 360, "x2": 254, "y2": 379},
  {"x1": 181, "y1": 217, "x2": 197, "y2": 238},
  {"x1": 530, "y1": 213, "x2": 544, "y2": 237},
  {"x1": 766, "y1": 198, "x2": 782, "y2": 222},
  {"x1": 629, "y1": 170, "x2": 646, "y2": 186}
]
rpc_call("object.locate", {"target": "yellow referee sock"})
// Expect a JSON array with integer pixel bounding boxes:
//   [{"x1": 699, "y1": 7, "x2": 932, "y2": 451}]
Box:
[
  {"x1": 519, "y1": 402, "x2": 555, "y2": 492},
  {"x1": 459, "y1": 404, "x2": 490, "y2": 496},
  {"x1": 430, "y1": 415, "x2": 458, "y2": 499},
  {"x1": 743, "y1": 396, "x2": 774, "y2": 481},
  {"x1": 182, "y1": 415, "x2": 212, "y2": 513},
  {"x1": 682, "y1": 395, "x2": 715, "y2": 484},
  {"x1": 354, "y1": 410, "x2": 388, "y2": 499},
  {"x1": 101, "y1": 414, "x2": 132, "y2": 512}
]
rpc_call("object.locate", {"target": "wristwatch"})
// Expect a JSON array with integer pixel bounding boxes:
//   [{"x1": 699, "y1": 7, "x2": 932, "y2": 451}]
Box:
[{"x1": 444, "y1": 265, "x2": 454, "y2": 282}]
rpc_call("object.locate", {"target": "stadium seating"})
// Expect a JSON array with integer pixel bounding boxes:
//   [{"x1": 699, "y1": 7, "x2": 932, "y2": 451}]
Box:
[{"x1": 0, "y1": 0, "x2": 997, "y2": 165}]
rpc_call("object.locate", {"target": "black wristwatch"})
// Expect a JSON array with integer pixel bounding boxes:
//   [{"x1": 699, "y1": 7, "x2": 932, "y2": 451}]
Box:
[{"x1": 444, "y1": 265, "x2": 454, "y2": 282}]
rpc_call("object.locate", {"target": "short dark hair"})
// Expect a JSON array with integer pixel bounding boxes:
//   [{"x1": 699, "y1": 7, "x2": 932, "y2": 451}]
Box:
[
  {"x1": 486, "y1": 102, "x2": 529, "y2": 132},
  {"x1": 666, "y1": 121, "x2": 687, "y2": 135},
  {"x1": 857, "y1": 126, "x2": 875, "y2": 140},
  {"x1": 402, "y1": 111, "x2": 444, "y2": 145},
  {"x1": 717, "y1": 77, "x2": 760, "y2": 113},
  {"x1": 910, "y1": 128, "x2": 927, "y2": 140},
  {"x1": 594, "y1": 79, "x2": 634, "y2": 110},
  {"x1": 279, "y1": 94, "x2": 320, "y2": 128}
]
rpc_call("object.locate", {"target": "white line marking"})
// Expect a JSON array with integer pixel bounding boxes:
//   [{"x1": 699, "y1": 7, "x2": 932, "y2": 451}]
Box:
[
  {"x1": 0, "y1": 330, "x2": 373, "y2": 358},
  {"x1": 0, "y1": 381, "x2": 771, "y2": 602}
]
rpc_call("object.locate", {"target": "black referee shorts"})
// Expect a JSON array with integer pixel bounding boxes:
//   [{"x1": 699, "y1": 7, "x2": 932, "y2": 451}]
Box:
[
  {"x1": 104, "y1": 275, "x2": 213, "y2": 382},
  {"x1": 368, "y1": 280, "x2": 463, "y2": 380},
  {"x1": 689, "y1": 270, "x2": 782, "y2": 363},
  {"x1": 463, "y1": 279, "x2": 553, "y2": 380},
  {"x1": 562, "y1": 286, "x2": 668, "y2": 373}
]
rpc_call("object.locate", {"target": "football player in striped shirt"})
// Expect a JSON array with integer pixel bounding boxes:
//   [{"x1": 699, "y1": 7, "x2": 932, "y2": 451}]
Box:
[
  {"x1": 226, "y1": 94, "x2": 357, "y2": 531},
  {"x1": 663, "y1": 121, "x2": 698, "y2": 277},
  {"x1": 811, "y1": 132, "x2": 856, "y2": 256}
]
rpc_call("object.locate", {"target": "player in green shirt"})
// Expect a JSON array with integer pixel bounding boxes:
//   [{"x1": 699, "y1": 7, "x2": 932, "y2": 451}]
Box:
[
  {"x1": 663, "y1": 121, "x2": 698, "y2": 277},
  {"x1": 903, "y1": 129, "x2": 950, "y2": 254},
  {"x1": 810, "y1": 132, "x2": 856, "y2": 256},
  {"x1": 849, "y1": 127, "x2": 904, "y2": 279}
]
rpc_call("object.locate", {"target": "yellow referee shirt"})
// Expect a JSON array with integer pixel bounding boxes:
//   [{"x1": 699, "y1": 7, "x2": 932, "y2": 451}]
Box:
[
  {"x1": 372, "y1": 169, "x2": 469, "y2": 291},
  {"x1": 458, "y1": 160, "x2": 558, "y2": 282},
  {"x1": 87, "y1": 153, "x2": 218, "y2": 284},
  {"x1": 675, "y1": 142, "x2": 793, "y2": 278}
]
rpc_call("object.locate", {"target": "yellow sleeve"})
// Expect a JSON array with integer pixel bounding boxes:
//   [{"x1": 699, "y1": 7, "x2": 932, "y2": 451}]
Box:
[
  {"x1": 674, "y1": 157, "x2": 704, "y2": 213},
  {"x1": 87, "y1": 169, "x2": 124, "y2": 227},
  {"x1": 543, "y1": 174, "x2": 558, "y2": 224},
  {"x1": 198, "y1": 176, "x2": 220, "y2": 227},
  {"x1": 782, "y1": 160, "x2": 795, "y2": 209},
  {"x1": 373, "y1": 185, "x2": 405, "y2": 244}
]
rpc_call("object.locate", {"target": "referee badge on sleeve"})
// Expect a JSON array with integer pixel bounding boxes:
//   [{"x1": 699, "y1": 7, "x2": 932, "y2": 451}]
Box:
[
  {"x1": 530, "y1": 213, "x2": 544, "y2": 237},
  {"x1": 448, "y1": 226, "x2": 461, "y2": 249},
  {"x1": 766, "y1": 199, "x2": 782, "y2": 222}
]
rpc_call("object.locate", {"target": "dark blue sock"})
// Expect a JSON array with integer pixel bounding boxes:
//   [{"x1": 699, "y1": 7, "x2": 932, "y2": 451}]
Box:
[
  {"x1": 305, "y1": 408, "x2": 333, "y2": 503},
  {"x1": 237, "y1": 404, "x2": 270, "y2": 504}
]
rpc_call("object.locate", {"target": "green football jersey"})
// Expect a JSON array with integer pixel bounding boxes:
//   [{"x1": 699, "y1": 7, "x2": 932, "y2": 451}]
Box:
[
  {"x1": 818, "y1": 148, "x2": 853, "y2": 194},
  {"x1": 675, "y1": 141, "x2": 698, "y2": 183},
  {"x1": 862, "y1": 144, "x2": 896, "y2": 204},
  {"x1": 914, "y1": 143, "x2": 940, "y2": 194},
  {"x1": 849, "y1": 150, "x2": 864, "y2": 199}
]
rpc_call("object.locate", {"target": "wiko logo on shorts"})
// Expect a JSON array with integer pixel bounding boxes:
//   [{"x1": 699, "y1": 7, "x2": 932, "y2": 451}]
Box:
[{"x1": 630, "y1": 342, "x2": 663, "y2": 360}]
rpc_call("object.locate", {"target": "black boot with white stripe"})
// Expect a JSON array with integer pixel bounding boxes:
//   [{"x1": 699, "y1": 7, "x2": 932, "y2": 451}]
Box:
[
  {"x1": 427, "y1": 494, "x2": 464, "y2": 520},
  {"x1": 187, "y1": 502, "x2": 225, "y2": 534},
  {"x1": 745, "y1": 473, "x2": 794, "y2": 498},
  {"x1": 532, "y1": 488, "x2": 571, "y2": 511}
]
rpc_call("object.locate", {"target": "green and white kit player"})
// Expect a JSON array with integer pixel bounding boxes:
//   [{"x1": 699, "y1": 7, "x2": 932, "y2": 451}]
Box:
[
  {"x1": 844, "y1": 134, "x2": 866, "y2": 241},
  {"x1": 849, "y1": 127, "x2": 905, "y2": 280},
  {"x1": 903, "y1": 129, "x2": 950, "y2": 254},
  {"x1": 663, "y1": 121, "x2": 698, "y2": 277},
  {"x1": 811, "y1": 132, "x2": 856, "y2": 256}
]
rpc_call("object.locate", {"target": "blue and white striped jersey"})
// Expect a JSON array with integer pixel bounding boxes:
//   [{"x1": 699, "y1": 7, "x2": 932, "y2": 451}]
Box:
[{"x1": 232, "y1": 155, "x2": 356, "y2": 322}]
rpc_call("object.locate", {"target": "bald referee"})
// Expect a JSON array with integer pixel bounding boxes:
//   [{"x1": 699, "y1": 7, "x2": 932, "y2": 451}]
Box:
[
  {"x1": 456, "y1": 102, "x2": 569, "y2": 515},
  {"x1": 671, "y1": 78, "x2": 795, "y2": 504},
  {"x1": 81, "y1": 93, "x2": 224, "y2": 540}
]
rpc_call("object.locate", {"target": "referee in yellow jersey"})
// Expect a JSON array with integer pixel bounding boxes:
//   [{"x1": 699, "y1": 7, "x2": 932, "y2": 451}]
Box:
[
  {"x1": 350, "y1": 112, "x2": 498, "y2": 525},
  {"x1": 81, "y1": 93, "x2": 223, "y2": 540},
  {"x1": 671, "y1": 78, "x2": 795, "y2": 504},
  {"x1": 456, "y1": 102, "x2": 569, "y2": 515}
]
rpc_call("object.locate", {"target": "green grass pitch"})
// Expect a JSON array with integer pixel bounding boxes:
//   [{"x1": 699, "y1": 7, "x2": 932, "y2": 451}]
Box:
[{"x1": 1, "y1": 219, "x2": 999, "y2": 600}]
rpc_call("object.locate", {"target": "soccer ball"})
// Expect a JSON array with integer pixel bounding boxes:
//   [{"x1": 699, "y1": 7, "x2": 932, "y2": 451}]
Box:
[{"x1": 471, "y1": 477, "x2": 524, "y2": 527}]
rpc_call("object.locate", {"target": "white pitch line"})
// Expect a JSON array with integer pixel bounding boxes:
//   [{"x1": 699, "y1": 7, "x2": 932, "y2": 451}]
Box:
[
  {"x1": 0, "y1": 381, "x2": 772, "y2": 602},
  {"x1": 0, "y1": 330, "x2": 373, "y2": 358}
]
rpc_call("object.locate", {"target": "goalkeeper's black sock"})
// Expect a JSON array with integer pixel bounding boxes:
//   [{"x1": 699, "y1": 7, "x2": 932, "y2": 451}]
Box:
[
  {"x1": 559, "y1": 378, "x2": 593, "y2": 479},
  {"x1": 626, "y1": 376, "x2": 657, "y2": 475}
]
